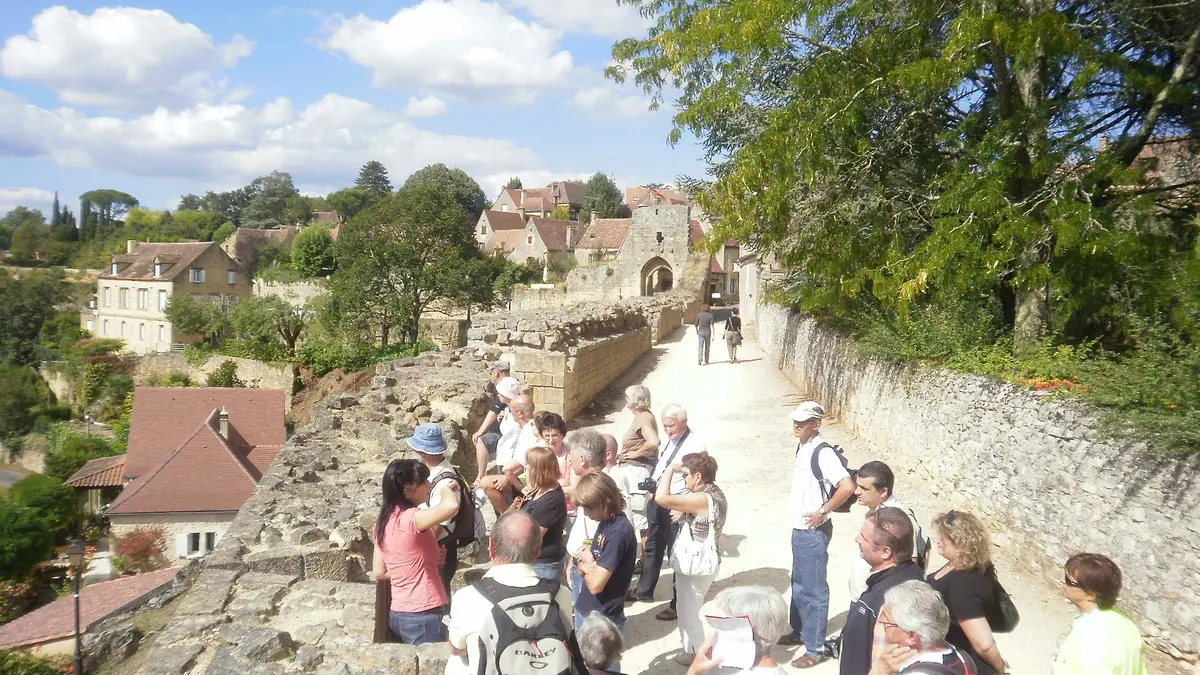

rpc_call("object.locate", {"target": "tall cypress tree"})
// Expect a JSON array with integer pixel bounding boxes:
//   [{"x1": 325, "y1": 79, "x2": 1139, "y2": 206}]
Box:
[
  {"x1": 50, "y1": 192, "x2": 61, "y2": 228},
  {"x1": 79, "y1": 195, "x2": 93, "y2": 242}
]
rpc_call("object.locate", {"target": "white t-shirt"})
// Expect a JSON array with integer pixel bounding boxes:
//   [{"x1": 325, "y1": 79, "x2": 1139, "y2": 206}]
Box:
[
  {"x1": 790, "y1": 434, "x2": 850, "y2": 530},
  {"x1": 651, "y1": 428, "x2": 706, "y2": 495},
  {"x1": 497, "y1": 421, "x2": 537, "y2": 469},
  {"x1": 849, "y1": 495, "x2": 923, "y2": 598}
]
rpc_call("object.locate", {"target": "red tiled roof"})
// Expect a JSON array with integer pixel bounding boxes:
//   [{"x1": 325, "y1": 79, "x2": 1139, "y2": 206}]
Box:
[
  {"x1": 487, "y1": 229, "x2": 526, "y2": 253},
  {"x1": 709, "y1": 256, "x2": 725, "y2": 274},
  {"x1": 102, "y1": 242, "x2": 214, "y2": 281},
  {"x1": 626, "y1": 187, "x2": 690, "y2": 208},
  {"x1": 554, "y1": 181, "x2": 586, "y2": 206},
  {"x1": 65, "y1": 455, "x2": 126, "y2": 488},
  {"x1": 689, "y1": 220, "x2": 706, "y2": 248},
  {"x1": 483, "y1": 210, "x2": 527, "y2": 231},
  {"x1": 0, "y1": 567, "x2": 177, "y2": 649},
  {"x1": 528, "y1": 217, "x2": 576, "y2": 252},
  {"x1": 523, "y1": 196, "x2": 549, "y2": 213},
  {"x1": 576, "y1": 218, "x2": 631, "y2": 250},
  {"x1": 109, "y1": 408, "x2": 265, "y2": 515}
]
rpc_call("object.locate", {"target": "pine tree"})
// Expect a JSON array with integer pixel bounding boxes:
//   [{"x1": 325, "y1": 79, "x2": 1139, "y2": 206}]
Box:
[
  {"x1": 505, "y1": 176, "x2": 523, "y2": 190},
  {"x1": 355, "y1": 161, "x2": 393, "y2": 195},
  {"x1": 50, "y1": 192, "x2": 61, "y2": 228},
  {"x1": 79, "y1": 196, "x2": 94, "y2": 241}
]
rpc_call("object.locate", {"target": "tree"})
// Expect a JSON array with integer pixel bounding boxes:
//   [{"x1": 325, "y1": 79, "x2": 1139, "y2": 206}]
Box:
[
  {"x1": 255, "y1": 240, "x2": 293, "y2": 274},
  {"x1": 285, "y1": 194, "x2": 315, "y2": 226},
  {"x1": 9, "y1": 222, "x2": 42, "y2": 265},
  {"x1": 579, "y1": 172, "x2": 624, "y2": 224},
  {"x1": 401, "y1": 164, "x2": 488, "y2": 223},
  {"x1": 206, "y1": 360, "x2": 245, "y2": 387},
  {"x1": 78, "y1": 195, "x2": 95, "y2": 241},
  {"x1": 212, "y1": 221, "x2": 236, "y2": 244},
  {"x1": 230, "y1": 296, "x2": 307, "y2": 354},
  {"x1": 178, "y1": 194, "x2": 203, "y2": 211},
  {"x1": 242, "y1": 171, "x2": 299, "y2": 228},
  {"x1": 0, "y1": 269, "x2": 71, "y2": 365},
  {"x1": 505, "y1": 176, "x2": 523, "y2": 190},
  {"x1": 327, "y1": 187, "x2": 375, "y2": 224},
  {"x1": 0, "y1": 500, "x2": 54, "y2": 581},
  {"x1": 0, "y1": 365, "x2": 51, "y2": 443},
  {"x1": 9, "y1": 474, "x2": 76, "y2": 540},
  {"x1": 164, "y1": 294, "x2": 226, "y2": 344},
  {"x1": 50, "y1": 192, "x2": 61, "y2": 229},
  {"x1": 611, "y1": 0, "x2": 1200, "y2": 354},
  {"x1": 292, "y1": 225, "x2": 336, "y2": 277},
  {"x1": 80, "y1": 189, "x2": 139, "y2": 233},
  {"x1": 356, "y1": 160, "x2": 393, "y2": 195},
  {"x1": 551, "y1": 204, "x2": 573, "y2": 220},
  {"x1": 332, "y1": 184, "x2": 486, "y2": 345},
  {"x1": 44, "y1": 436, "x2": 119, "y2": 484},
  {"x1": 172, "y1": 210, "x2": 226, "y2": 241}
]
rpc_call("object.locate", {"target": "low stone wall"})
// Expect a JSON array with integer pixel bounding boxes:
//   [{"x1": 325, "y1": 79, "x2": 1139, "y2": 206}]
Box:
[
  {"x1": 418, "y1": 317, "x2": 469, "y2": 351},
  {"x1": 252, "y1": 279, "x2": 327, "y2": 307},
  {"x1": 132, "y1": 350, "x2": 492, "y2": 675},
  {"x1": 39, "y1": 364, "x2": 77, "y2": 407},
  {"x1": 133, "y1": 353, "x2": 297, "y2": 410},
  {"x1": 755, "y1": 303, "x2": 1200, "y2": 659}
]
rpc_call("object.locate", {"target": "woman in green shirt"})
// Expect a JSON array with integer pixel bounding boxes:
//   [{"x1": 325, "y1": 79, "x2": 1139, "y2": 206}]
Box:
[{"x1": 1053, "y1": 553, "x2": 1146, "y2": 675}]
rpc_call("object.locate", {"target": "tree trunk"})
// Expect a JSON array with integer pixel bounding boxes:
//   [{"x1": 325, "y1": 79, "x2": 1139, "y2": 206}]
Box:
[
  {"x1": 380, "y1": 323, "x2": 389, "y2": 348},
  {"x1": 1013, "y1": 283, "x2": 1048, "y2": 353}
]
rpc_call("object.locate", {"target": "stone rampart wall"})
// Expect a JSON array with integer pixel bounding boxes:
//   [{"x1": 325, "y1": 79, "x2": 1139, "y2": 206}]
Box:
[{"x1": 755, "y1": 303, "x2": 1200, "y2": 659}]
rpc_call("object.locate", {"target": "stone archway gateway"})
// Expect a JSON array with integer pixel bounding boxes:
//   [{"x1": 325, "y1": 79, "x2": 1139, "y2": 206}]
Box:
[{"x1": 640, "y1": 256, "x2": 674, "y2": 296}]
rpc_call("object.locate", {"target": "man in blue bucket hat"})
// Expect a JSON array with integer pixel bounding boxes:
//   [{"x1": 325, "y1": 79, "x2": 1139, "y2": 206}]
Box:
[{"x1": 409, "y1": 423, "x2": 467, "y2": 595}]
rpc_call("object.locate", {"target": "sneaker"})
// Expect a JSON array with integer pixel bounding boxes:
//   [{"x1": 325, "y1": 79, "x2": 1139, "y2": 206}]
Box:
[
  {"x1": 655, "y1": 607, "x2": 678, "y2": 621},
  {"x1": 777, "y1": 634, "x2": 804, "y2": 647},
  {"x1": 673, "y1": 653, "x2": 694, "y2": 666}
]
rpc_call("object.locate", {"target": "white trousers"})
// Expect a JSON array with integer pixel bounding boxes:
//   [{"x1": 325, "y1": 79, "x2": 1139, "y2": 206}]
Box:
[{"x1": 673, "y1": 560, "x2": 719, "y2": 654}]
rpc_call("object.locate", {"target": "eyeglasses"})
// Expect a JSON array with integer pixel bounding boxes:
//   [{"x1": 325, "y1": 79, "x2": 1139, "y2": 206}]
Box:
[
  {"x1": 1063, "y1": 575, "x2": 1081, "y2": 588},
  {"x1": 681, "y1": 471, "x2": 693, "y2": 478},
  {"x1": 877, "y1": 620, "x2": 902, "y2": 630},
  {"x1": 945, "y1": 510, "x2": 958, "y2": 525}
]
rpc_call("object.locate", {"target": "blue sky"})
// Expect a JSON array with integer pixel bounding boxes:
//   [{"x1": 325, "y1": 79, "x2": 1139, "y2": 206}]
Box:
[{"x1": 0, "y1": 0, "x2": 706, "y2": 216}]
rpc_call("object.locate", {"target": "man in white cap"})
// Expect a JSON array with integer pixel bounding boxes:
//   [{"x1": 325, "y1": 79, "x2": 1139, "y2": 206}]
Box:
[{"x1": 779, "y1": 401, "x2": 856, "y2": 669}]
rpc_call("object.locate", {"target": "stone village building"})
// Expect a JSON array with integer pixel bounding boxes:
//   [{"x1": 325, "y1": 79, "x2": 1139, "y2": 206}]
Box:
[
  {"x1": 490, "y1": 181, "x2": 586, "y2": 219},
  {"x1": 106, "y1": 387, "x2": 286, "y2": 559},
  {"x1": 220, "y1": 226, "x2": 297, "y2": 273},
  {"x1": 80, "y1": 241, "x2": 253, "y2": 353}
]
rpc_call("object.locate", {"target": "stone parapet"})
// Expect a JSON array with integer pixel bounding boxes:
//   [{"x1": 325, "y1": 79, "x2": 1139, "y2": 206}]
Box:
[{"x1": 755, "y1": 303, "x2": 1200, "y2": 661}]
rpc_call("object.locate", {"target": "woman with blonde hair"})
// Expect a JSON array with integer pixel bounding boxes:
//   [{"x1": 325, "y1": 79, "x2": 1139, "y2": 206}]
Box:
[
  {"x1": 926, "y1": 511, "x2": 1007, "y2": 675},
  {"x1": 513, "y1": 445, "x2": 569, "y2": 581}
]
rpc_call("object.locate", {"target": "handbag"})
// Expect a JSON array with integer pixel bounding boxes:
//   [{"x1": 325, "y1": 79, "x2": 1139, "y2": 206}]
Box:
[
  {"x1": 985, "y1": 566, "x2": 1020, "y2": 633},
  {"x1": 673, "y1": 493, "x2": 719, "y2": 577}
]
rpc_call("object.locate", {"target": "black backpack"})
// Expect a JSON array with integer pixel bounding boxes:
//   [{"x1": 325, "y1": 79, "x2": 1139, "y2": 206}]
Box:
[
  {"x1": 809, "y1": 442, "x2": 857, "y2": 513},
  {"x1": 472, "y1": 578, "x2": 588, "y2": 675},
  {"x1": 428, "y1": 470, "x2": 478, "y2": 547}
]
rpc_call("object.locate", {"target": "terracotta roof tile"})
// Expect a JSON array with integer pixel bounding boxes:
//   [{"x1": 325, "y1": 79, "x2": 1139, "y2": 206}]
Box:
[
  {"x1": 65, "y1": 455, "x2": 126, "y2": 488},
  {"x1": 528, "y1": 217, "x2": 577, "y2": 252},
  {"x1": 576, "y1": 218, "x2": 631, "y2": 250},
  {"x1": 483, "y1": 210, "x2": 527, "y2": 231},
  {"x1": 554, "y1": 181, "x2": 586, "y2": 205},
  {"x1": 626, "y1": 187, "x2": 690, "y2": 208},
  {"x1": 102, "y1": 242, "x2": 214, "y2": 281},
  {"x1": 487, "y1": 229, "x2": 526, "y2": 253},
  {"x1": 689, "y1": 220, "x2": 706, "y2": 247},
  {"x1": 0, "y1": 567, "x2": 178, "y2": 649},
  {"x1": 709, "y1": 256, "x2": 725, "y2": 274}
]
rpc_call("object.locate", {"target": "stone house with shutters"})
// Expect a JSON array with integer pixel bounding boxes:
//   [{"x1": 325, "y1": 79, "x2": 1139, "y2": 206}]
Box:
[
  {"x1": 490, "y1": 181, "x2": 587, "y2": 219},
  {"x1": 80, "y1": 241, "x2": 253, "y2": 353},
  {"x1": 106, "y1": 387, "x2": 286, "y2": 559},
  {"x1": 573, "y1": 217, "x2": 632, "y2": 264},
  {"x1": 474, "y1": 209, "x2": 528, "y2": 249},
  {"x1": 508, "y1": 216, "x2": 580, "y2": 271}
]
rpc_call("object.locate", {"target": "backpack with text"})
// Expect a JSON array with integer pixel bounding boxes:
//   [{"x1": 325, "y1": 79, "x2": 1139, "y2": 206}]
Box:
[
  {"x1": 429, "y1": 470, "x2": 481, "y2": 548},
  {"x1": 472, "y1": 578, "x2": 588, "y2": 675},
  {"x1": 809, "y1": 442, "x2": 857, "y2": 513}
]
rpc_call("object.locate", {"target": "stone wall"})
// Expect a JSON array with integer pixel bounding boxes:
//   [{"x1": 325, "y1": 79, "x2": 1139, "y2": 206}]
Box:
[
  {"x1": 133, "y1": 353, "x2": 297, "y2": 410},
  {"x1": 109, "y1": 513, "x2": 238, "y2": 555},
  {"x1": 252, "y1": 280, "x2": 328, "y2": 308},
  {"x1": 130, "y1": 350, "x2": 493, "y2": 675},
  {"x1": 39, "y1": 364, "x2": 77, "y2": 406},
  {"x1": 755, "y1": 303, "x2": 1200, "y2": 659},
  {"x1": 417, "y1": 317, "x2": 469, "y2": 351}
]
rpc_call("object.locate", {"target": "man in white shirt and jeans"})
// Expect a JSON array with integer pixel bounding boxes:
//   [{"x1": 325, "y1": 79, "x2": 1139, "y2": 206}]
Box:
[
  {"x1": 780, "y1": 401, "x2": 856, "y2": 668},
  {"x1": 632, "y1": 403, "x2": 706, "y2": 618}
]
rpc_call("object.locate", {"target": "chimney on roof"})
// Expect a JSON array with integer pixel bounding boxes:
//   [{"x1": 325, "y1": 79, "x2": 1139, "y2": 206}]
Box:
[
  {"x1": 218, "y1": 408, "x2": 230, "y2": 440},
  {"x1": 590, "y1": 211, "x2": 598, "y2": 225},
  {"x1": 566, "y1": 224, "x2": 576, "y2": 248},
  {"x1": 127, "y1": 240, "x2": 137, "y2": 254}
]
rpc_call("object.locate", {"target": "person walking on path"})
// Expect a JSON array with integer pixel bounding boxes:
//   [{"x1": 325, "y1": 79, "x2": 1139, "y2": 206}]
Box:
[
  {"x1": 371, "y1": 458, "x2": 460, "y2": 644},
  {"x1": 723, "y1": 307, "x2": 743, "y2": 363},
  {"x1": 1052, "y1": 553, "x2": 1146, "y2": 675},
  {"x1": 926, "y1": 511, "x2": 1007, "y2": 675},
  {"x1": 514, "y1": 445, "x2": 570, "y2": 582},
  {"x1": 654, "y1": 452, "x2": 727, "y2": 664},
  {"x1": 634, "y1": 403, "x2": 706, "y2": 617},
  {"x1": 574, "y1": 472, "x2": 638, "y2": 632},
  {"x1": 779, "y1": 401, "x2": 856, "y2": 668},
  {"x1": 840, "y1": 507, "x2": 925, "y2": 675},
  {"x1": 409, "y1": 423, "x2": 465, "y2": 596},
  {"x1": 695, "y1": 305, "x2": 714, "y2": 365}
]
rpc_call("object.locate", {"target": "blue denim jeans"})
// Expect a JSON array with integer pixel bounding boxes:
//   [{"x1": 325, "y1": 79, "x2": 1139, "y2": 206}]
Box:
[
  {"x1": 788, "y1": 522, "x2": 833, "y2": 654},
  {"x1": 389, "y1": 608, "x2": 445, "y2": 644},
  {"x1": 697, "y1": 331, "x2": 711, "y2": 363},
  {"x1": 532, "y1": 560, "x2": 563, "y2": 582}
]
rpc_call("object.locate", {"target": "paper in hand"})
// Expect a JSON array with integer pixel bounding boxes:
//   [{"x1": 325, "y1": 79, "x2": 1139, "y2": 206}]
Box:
[{"x1": 704, "y1": 614, "x2": 756, "y2": 670}]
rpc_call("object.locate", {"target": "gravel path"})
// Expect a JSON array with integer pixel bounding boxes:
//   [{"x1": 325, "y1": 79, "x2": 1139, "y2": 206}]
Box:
[{"x1": 570, "y1": 325, "x2": 1101, "y2": 675}]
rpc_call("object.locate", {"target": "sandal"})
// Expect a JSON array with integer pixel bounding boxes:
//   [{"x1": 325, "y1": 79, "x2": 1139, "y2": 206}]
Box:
[{"x1": 790, "y1": 653, "x2": 828, "y2": 669}]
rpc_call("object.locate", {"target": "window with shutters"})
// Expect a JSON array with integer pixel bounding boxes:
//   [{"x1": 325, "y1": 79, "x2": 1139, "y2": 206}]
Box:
[
  {"x1": 138, "y1": 288, "x2": 148, "y2": 310},
  {"x1": 187, "y1": 533, "x2": 201, "y2": 555},
  {"x1": 189, "y1": 268, "x2": 206, "y2": 283},
  {"x1": 118, "y1": 287, "x2": 128, "y2": 308},
  {"x1": 103, "y1": 287, "x2": 111, "y2": 307},
  {"x1": 227, "y1": 270, "x2": 236, "y2": 285},
  {"x1": 205, "y1": 532, "x2": 217, "y2": 552},
  {"x1": 159, "y1": 290, "x2": 168, "y2": 311}
]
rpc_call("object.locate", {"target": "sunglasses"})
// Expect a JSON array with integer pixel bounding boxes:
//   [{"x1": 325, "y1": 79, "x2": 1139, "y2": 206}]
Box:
[
  {"x1": 1063, "y1": 575, "x2": 1081, "y2": 588},
  {"x1": 945, "y1": 510, "x2": 958, "y2": 525}
]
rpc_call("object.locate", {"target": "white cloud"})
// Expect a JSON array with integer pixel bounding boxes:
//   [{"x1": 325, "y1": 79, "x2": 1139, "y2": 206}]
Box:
[
  {"x1": 0, "y1": 6, "x2": 254, "y2": 111},
  {"x1": 0, "y1": 187, "x2": 55, "y2": 215},
  {"x1": 501, "y1": 0, "x2": 652, "y2": 38},
  {"x1": 568, "y1": 85, "x2": 654, "y2": 119},
  {"x1": 0, "y1": 88, "x2": 543, "y2": 194},
  {"x1": 404, "y1": 94, "x2": 449, "y2": 117},
  {"x1": 321, "y1": 0, "x2": 573, "y2": 103}
]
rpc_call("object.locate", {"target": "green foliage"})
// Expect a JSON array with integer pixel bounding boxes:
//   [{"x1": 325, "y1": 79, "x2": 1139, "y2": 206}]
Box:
[
  {"x1": 505, "y1": 176, "x2": 523, "y2": 190},
  {"x1": 80, "y1": 189, "x2": 138, "y2": 235},
  {"x1": 492, "y1": 260, "x2": 541, "y2": 298},
  {"x1": 285, "y1": 194, "x2": 315, "y2": 226},
  {"x1": 164, "y1": 294, "x2": 227, "y2": 343},
  {"x1": 401, "y1": 163, "x2": 488, "y2": 222},
  {"x1": 0, "y1": 269, "x2": 71, "y2": 365},
  {"x1": 0, "y1": 579, "x2": 41, "y2": 624},
  {"x1": 229, "y1": 295, "x2": 307, "y2": 355},
  {"x1": 9, "y1": 475, "x2": 75, "y2": 541},
  {"x1": 44, "y1": 435, "x2": 119, "y2": 484},
  {"x1": 255, "y1": 240, "x2": 293, "y2": 276},
  {"x1": 297, "y1": 336, "x2": 436, "y2": 376},
  {"x1": 551, "y1": 204, "x2": 572, "y2": 220},
  {"x1": 327, "y1": 187, "x2": 375, "y2": 224},
  {"x1": 212, "y1": 221, "x2": 236, "y2": 244},
  {"x1": 356, "y1": 160, "x2": 393, "y2": 195},
  {"x1": 0, "y1": 366, "x2": 52, "y2": 444},
  {"x1": 109, "y1": 391, "x2": 133, "y2": 453},
  {"x1": 112, "y1": 527, "x2": 167, "y2": 573},
  {"x1": 291, "y1": 226, "x2": 336, "y2": 277},
  {"x1": 0, "y1": 649, "x2": 68, "y2": 675},
  {"x1": 183, "y1": 342, "x2": 214, "y2": 367},
  {"x1": 241, "y1": 171, "x2": 300, "y2": 228},
  {"x1": 0, "y1": 500, "x2": 54, "y2": 581},
  {"x1": 172, "y1": 210, "x2": 227, "y2": 241},
  {"x1": 579, "y1": 173, "x2": 624, "y2": 224},
  {"x1": 206, "y1": 360, "x2": 245, "y2": 387},
  {"x1": 216, "y1": 338, "x2": 292, "y2": 363},
  {"x1": 144, "y1": 371, "x2": 195, "y2": 387}
]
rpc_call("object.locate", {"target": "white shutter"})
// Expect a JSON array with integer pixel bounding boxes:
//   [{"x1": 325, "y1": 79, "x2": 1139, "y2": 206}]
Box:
[{"x1": 175, "y1": 533, "x2": 189, "y2": 558}]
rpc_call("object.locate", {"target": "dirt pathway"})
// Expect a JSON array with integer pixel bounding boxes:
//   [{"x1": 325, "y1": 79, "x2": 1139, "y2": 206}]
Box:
[{"x1": 570, "y1": 326, "x2": 1114, "y2": 675}]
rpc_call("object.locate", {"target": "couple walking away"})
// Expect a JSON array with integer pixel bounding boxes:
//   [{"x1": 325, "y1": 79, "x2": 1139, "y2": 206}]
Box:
[{"x1": 695, "y1": 306, "x2": 742, "y2": 365}]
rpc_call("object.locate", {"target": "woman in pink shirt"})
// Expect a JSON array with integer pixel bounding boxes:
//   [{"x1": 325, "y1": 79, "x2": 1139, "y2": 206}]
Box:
[{"x1": 371, "y1": 458, "x2": 460, "y2": 644}]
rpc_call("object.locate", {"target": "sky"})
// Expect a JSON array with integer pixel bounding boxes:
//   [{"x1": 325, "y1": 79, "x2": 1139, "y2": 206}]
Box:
[{"x1": 0, "y1": 1, "x2": 707, "y2": 217}]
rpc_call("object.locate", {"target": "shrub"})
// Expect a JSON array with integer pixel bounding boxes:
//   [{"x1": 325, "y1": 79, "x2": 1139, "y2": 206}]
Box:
[
  {"x1": 0, "y1": 648, "x2": 68, "y2": 675},
  {"x1": 112, "y1": 527, "x2": 167, "y2": 573},
  {"x1": 0, "y1": 365, "x2": 52, "y2": 444},
  {"x1": 0, "y1": 579, "x2": 40, "y2": 624},
  {"x1": 206, "y1": 360, "x2": 245, "y2": 387},
  {"x1": 183, "y1": 342, "x2": 215, "y2": 367},
  {"x1": 44, "y1": 435, "x2": 119, "y2": 483},
  {"x1": 0, "y1": 501, "x2": 54, "y2": 581},
  {"x1": 8, "y1": 474, "x2": 76, "y2": 541},
  {"x1": 298, "y1": 337, "x2": 366, "y2": 376},
  {"x1": 217, "y1": 338, "x2": 291, "y2": 363}
]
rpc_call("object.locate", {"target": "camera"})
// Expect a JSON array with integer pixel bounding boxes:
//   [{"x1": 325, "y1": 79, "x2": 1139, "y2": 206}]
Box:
[{"x1": 637, "y1": 477, "x2": 657, "y2": 492}]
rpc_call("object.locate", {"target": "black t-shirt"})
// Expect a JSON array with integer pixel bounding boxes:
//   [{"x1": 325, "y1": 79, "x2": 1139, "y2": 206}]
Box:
[
  {"x1": 576, "y1": 512, "x2": 636, "y2": 620},
  {"x1": 841, "y1": 562, "x2": 925, "y2": 675},
  {"x1": 487, "y1": 395, "x2": 506, "y2": 434},
  {"x1": 725, "y1": 316, "x2": 742, "y2": 332},
  {"x1": 522, "y1": 487, "x2": 568, "y2": 563},
  {"x1": 927, "y1": 566, "x2": 997, "y2": 675}
]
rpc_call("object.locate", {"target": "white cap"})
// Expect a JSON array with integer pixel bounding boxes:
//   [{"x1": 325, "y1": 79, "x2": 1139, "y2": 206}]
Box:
[
  {"x1": 789, "y1": 401, "x2": 826, "y2": 423},
  {"x1": 496, "y1": 377, "x2": 523, "y2": 400}
]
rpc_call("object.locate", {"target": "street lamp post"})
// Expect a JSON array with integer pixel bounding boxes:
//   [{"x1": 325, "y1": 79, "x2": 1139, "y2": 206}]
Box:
[
  {"x1": 67, "y1": 539, "x2": 85, "y2": 675},
  {"x1": 84, "y1": 415, "x2": 92, "y2": 438}
]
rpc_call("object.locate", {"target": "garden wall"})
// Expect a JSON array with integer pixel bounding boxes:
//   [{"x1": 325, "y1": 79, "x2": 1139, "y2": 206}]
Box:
[
  {"x1": 755, "y1": 302, "x2": 1200, "y2": 659},
  {"x1": 132, "y1": 354, "x2": 297, "y2": 411}
]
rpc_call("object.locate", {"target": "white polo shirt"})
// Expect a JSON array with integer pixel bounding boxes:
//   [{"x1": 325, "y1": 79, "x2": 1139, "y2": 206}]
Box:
[
  {"x1": 651, "y1": 428, "x2": 706, "y2": 495},
  {"x1": 790, "y1": 434, "x2": 850, "y2": 530}
]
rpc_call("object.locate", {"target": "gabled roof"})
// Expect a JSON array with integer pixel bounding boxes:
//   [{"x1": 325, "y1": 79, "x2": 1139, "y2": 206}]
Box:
[
  {"x1": 528, "y1": 217, "x2": 577, "y2": 252},
  {"x1": 576, "y1": 218, "x2": 631, "y2": 250},
  {"x1": 689, "y1": 220, "x2": 706, "y2": 248},
  {"x1": 0, "y1": 567, "x2": 177, "y2": 649},
  {"x1": 124, "y1": 387, "x2": 285, "y2": 479},
  {"x1": 65, "y1": 455, "x2": 126, "y2": 489},
  {"x1": 221, "y1": 227, "x2": 296, "y2": 269},
  {"x1": 554, "y1": 181, "x2": 586, "y2": 206},
  {"x1": 482, "y1": 210, "x2": 527, "y2": 231},
  {"x1": 487, "y1": 228, "x2": 526, "y2": 253},
  {"x1": 709, "y1": 256, "x2": 726, "y2": 274},
  {"x1": 102, "y1": 242, "x2": 215, "y2": 281},
  {"x1": 626, "y1": 187, "x2": 691, "y2": 208}
]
